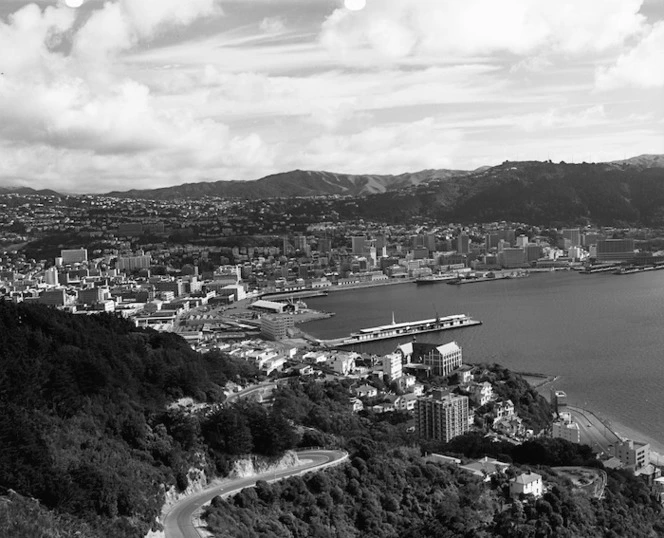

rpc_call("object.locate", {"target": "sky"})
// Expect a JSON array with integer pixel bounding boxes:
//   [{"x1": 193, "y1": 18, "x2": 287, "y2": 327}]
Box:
[{"x1": 0, "y1": 0, "x2": 663, "y2": 193}]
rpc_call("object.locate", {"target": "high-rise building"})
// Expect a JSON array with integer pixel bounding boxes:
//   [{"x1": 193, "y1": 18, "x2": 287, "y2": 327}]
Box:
[
  {"x1": 382, "y1": 352, "x2": 403, "y2": 381},
  {"x1": 426, "y1": 233, "x2": 437, "y2": 253},
  {"x1": 116, "y1": 254, "x2": 152, "y2": 272},
  {"x1": 498, "y1": 229, "x2": 516, "y2": 246},
  {"x1": 457, "y1": 233, "x2": 470, "y2": 255},
  {"x1": 352, "y1": 236, "x2": 367, "y2": 256},
  {"x1": 516, "y1": 234, "x2": 529, "y2": 248},
  {"x1": 295, "y1": 235, "x2": 307, "y2": 252},
  {"x1": 60, "y1": 248, "x2": 88, "y2": 265},
  {"x1": 596, "y1": 239, "x2": 635, "y2": 261},
  {"x1": 44, "y1": 267, "x2": 59, "y2": 285},
  {"x1": 562, "y1": 228, "x2": 581, "y2": 247},
  {"x1": 525, "y1": 244, "x2": 542, "y2": 262},
  {"x1": 318, "y1": 237, "x2": 332, "y2": 254},
  {"x1": 583, "y1": 233, "x2": 602, "y2": 247},
  {"x1": 416, "y1": 390, "x2": 469, "y2": 442},
  {"x1": 485, "y1": 233, "x2": 500, "y2": 250}
]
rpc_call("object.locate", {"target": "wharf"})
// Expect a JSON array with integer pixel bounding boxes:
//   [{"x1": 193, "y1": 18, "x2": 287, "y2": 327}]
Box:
[
  {"x1": 320, "y1": 315, "x2": 482, "y2": 348},
  {"x1": 261, "y1": 290, "x2": 329, "y2": 300}
]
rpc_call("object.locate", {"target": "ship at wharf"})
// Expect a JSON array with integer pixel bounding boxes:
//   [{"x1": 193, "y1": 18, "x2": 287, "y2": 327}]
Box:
[{"x1": 321, "y1": 313, "x2": 482, "y2": 348}]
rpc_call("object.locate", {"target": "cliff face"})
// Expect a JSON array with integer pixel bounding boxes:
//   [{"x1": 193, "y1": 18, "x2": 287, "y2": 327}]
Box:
[{"x1": 229, "y1": 451, "x2": 301, "y2": 479}]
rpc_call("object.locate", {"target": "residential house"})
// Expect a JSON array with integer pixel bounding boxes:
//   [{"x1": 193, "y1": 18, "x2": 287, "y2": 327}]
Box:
[{"x1": 510, "y1": 472, "x2": 543, "y2": 499}]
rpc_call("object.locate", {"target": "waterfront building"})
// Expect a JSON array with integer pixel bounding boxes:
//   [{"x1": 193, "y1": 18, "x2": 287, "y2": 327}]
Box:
[
  {"x1": 583, "y1": 232, "x2": 602, "y2": 247},
  {"x1": 60, "y1": 248, "x2": 88, "y2": 265},
  {"x1": 510, "y1": 472, "x2": 543, "y2": 499},
  {"x1": 498, "y1": 229, "x2": 516, "y2": 246},
  {"x1": 260, "y1": 314, "x2": 294, "y2": 340},
  {"x1": 498, "y1": 247, "x2": 526, "y2": 268},
  {"x1": 614, "y1": 439, "x2": 650, "y2": 470},
  {"x1": 550, "y1": 389, "x2": 568, "y2": 415},
  {"x1": 516, "y1": 234, "x2": 529, "y2": 248},
  {"x1": 418, "y1": 342, "x2": 463, "y2": 377},
  {"x1": 562, "y1": 228, "x2": 582, "y2": 247},
  {"x1": 552, "y1": 414, "x2": 581, "y2": 444},
  {"x1": 485, "y1": 233, "x2": 500, "y2": 250},
  {"x1": 383, "y1": 352, "x2": 403, "y2": 381},
  {"x1": 457, "y1": 233, "x2": 470, "y2": 254},
  {"x1": 596, "y1": 238, "x2": 635, "y2": 262},
  {"x1": 525, "y1": 244, "x2": 542, "y2": 262},
  {"x1": 352, "y1": 235, "x2": 367, "y2": 256},
  {"x1": 416, "y1": 390, "x2": 469, "y2": 442}
]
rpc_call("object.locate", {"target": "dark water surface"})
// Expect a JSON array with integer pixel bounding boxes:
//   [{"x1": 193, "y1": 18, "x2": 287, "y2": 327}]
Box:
[{"x1": 304, "y1": 271, "x2": 664, "y2": 447}]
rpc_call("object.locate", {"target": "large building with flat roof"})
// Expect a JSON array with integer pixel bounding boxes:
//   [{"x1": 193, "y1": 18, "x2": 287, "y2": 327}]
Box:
[
  {"x1": 261, "y1": 314, "x2": 294, "y2": 341},
  {"x1": 596, "y1": 238, "x2": 635, "y2": 262}
]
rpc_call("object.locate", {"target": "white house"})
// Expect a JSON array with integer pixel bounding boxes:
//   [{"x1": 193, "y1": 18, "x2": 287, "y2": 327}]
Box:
[
  {"x1": 354, "y1": 384, "x2": 378, "y2": 398},
  {"x1": 510, "y1": 472, "x2": 543, "y2": 498}
]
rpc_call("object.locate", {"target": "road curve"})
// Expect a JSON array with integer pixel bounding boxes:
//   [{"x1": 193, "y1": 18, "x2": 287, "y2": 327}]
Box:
[
  {"x1": 566, "y1": 406, "x2": 621, "y2": 456},
  {"x1": 164, "y1": 449, "x2": 348, "y2": 538}
]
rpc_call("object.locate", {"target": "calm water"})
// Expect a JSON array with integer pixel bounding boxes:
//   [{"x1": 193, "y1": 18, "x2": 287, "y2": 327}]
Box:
[{"x1": 305, "y1": 271, "x2": 664, "y2": 447}]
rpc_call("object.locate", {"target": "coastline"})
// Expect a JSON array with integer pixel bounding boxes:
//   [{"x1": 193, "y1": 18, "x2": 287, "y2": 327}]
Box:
[{"x1": 526, "y1": 375, "x2": 664, "y2": 464}]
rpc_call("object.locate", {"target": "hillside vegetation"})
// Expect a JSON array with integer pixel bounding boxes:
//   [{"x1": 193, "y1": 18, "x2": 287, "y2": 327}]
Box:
[
  {"x1": 0, "y1": 301, "x2": 295, "y2": 537},
  {"x1": 1, "y1": 303, "x2": 662, "y2": 537}
]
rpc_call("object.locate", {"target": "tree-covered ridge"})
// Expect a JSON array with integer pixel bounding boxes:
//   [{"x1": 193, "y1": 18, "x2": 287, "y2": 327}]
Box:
[
  {"x1": 205, "y1": 439, "x2": 664, "y2": 538},
  {"x1": 0, "y1": 301, "x2": 266, "y2": 537}
]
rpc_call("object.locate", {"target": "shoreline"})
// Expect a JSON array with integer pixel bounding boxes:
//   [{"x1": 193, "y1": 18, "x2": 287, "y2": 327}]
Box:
[{"x1": 526, "y1": 374, "x2": 664, "y2": 463}]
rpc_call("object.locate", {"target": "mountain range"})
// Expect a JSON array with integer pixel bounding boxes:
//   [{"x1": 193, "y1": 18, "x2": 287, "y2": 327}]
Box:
[
  {"x1": 105, "y1": 168, "x2": 474, "y2": 200},
  {"x1": 2, "y1": 154, "x2": 664, "y2": 226}
]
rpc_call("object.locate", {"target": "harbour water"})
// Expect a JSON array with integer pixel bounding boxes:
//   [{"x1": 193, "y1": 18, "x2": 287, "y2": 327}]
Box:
[{"x1": 304, "y1": 271, "x2": 664, "y2": 451}]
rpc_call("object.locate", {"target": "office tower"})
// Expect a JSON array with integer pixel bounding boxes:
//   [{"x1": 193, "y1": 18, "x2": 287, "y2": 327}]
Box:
[{"x1": 457, "y1": 233, "x2": 470, "y2": 254}]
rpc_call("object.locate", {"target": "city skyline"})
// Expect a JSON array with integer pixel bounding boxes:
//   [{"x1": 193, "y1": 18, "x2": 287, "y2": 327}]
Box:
[{"x1": 1, "y1": 0, "x2": 663, "y2": 193}]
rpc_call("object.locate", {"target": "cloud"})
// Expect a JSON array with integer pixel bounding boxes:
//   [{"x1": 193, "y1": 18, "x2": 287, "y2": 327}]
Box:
[
  {"x1": 596, "y1": 21, "x2": 664, "y2": 89},
  {"x1": 300, "y1": 118, "x2": 462, "y2": 173},
  {"x1": 259, "y1": 16, "x2": 286, "y2": 34},
  {"x1": 321, "y1": 0, "x2": 647, "y2": 61},
  {"x1": 0, "y1": 0, "x2": 273, "y2": 192},
  {"x1": 517, "y1": 105, "x2": 607, "y2": 132}
]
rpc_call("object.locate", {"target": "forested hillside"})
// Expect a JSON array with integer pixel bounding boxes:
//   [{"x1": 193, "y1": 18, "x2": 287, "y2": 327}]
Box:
[
  {"x1": 0, "y1": 302, "x2": 293, "y2": 537},
  {"x1": 1, "y1": 302, "x2": 662, "y2": 537},
  {"x1": 333, "y1": 161, "x2": 664, "y2": 226}
]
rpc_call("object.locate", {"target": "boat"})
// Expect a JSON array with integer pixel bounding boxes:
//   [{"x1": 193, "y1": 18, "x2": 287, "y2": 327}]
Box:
[
  {"x1": 415, "y1": 273, "x2": 459, "y2": 284},
  {"x1": 335, "y1": 313, "x2": 482, "y2": 346}
]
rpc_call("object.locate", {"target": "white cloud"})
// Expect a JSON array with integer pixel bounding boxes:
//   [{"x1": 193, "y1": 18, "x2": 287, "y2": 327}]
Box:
[
  {"x1": 321, "y1": 0, "x2": 647, "y2": 61},
  {"x1": 596, "y1": 21, "x2": 664, "y2": 89},
  {"x1": 259, "y1": 16, "x2": 286, "y2": 34},
  {"x1": 299, "y1": 118, "x2": 462, "y2": 173},
  {"x1": 517, "y1": 105, "x2": 607, "y2": 132}
]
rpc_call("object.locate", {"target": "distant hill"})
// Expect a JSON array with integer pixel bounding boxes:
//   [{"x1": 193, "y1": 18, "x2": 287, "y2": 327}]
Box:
[
  {"x1": 609, "y1": 154, "x2": 664, "y2": 169},
  {"x1": 0, "y1": 186, "x2": 60, "y2": 196},
  {"x1": 341, "y1": 159, "x2": 664, "y2": 226},
  {"x1": 106, "y1": 169, "x2": 471, "y2": 200}
]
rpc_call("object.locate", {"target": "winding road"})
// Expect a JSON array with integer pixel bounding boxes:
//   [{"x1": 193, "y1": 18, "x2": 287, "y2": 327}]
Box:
[{"x1": 163, "y1": 449, "x2": 348, "y2": 538}]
